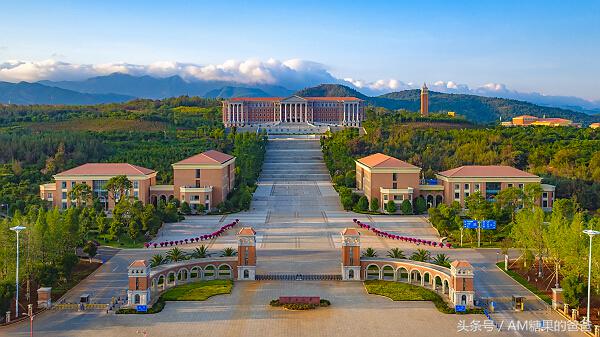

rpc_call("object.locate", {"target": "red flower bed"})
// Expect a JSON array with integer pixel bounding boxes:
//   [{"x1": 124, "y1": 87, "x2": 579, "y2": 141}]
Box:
[{"x1": 352, "y1": 218, "x2": 451, "y2": 248}]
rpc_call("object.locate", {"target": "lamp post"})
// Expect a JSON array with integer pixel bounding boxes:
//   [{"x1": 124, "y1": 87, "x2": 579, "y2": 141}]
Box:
[
  {"x1": 583, "y1": 229, "x2": 600, "y2": 327},
  {"x1": 10, "y1": 225, "x2": 26, "y2": 318}
]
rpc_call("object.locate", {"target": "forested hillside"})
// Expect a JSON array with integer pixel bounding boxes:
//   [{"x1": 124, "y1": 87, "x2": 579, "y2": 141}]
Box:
[{"x1": 296, "y1": 84, "x2": 597, "y2": 124}]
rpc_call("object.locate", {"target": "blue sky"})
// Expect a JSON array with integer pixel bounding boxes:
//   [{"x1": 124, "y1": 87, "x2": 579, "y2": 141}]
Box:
[{"x1": 1, "y1": 0, "x2": 599, "y2": 100}]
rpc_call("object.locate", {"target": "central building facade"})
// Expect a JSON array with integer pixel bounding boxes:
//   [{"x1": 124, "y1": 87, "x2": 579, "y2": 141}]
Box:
[{"x1": 222, "y1": 95, "x2": 364, "y2": 127}]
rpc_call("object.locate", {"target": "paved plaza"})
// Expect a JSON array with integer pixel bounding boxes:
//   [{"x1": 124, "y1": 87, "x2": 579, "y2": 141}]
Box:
[{"x1": 1, "y1": 137, "x2": 584, "y2": 337}]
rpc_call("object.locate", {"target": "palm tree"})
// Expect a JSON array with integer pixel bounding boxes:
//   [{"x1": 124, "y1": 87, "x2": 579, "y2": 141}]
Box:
[
  {"x1": 69, "y1": 183, "x2": 93, "y2": 207},
  {"x1": 361, "y1": 247, "x2": 378, "y2": 258},
  {"x1": 150, "y1": 254, "x2": 166, "y2": 267},
  {"x1": 166, "y1": 247, "x2": 187, "y2": 262},
  {"x1": 386, "y1": 248, "x2": 406, "y2": 259},
  {"x1": 432, "y1": 253, "x2": 451, "y2": 268},
  {"x1": 190, "y1": 245, "x2": 210, "y2": 259},
  {"x1": 105, "y1": 175, "x2": 133, "y2": 202},
  {"x1": 221, "y1": 247, "x2": 238, "y2": 257},
  {"x1": 410, "y1": 249, "x2": 431, "y2": 262}
]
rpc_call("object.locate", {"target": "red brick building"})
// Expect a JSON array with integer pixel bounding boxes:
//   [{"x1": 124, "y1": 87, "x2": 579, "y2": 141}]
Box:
[{"x1": 222, "y1": 95, "x2": 364, "y2": 127}]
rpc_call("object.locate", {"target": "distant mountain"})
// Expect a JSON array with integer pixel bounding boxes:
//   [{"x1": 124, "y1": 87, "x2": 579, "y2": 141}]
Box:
[
  {"x1": 40, "y1": 73, "x2": 293, "y2": 99},
  {"x1": 0, "y1": 81, "x2": 133, "y2": 105},
  {"x1": 296, "y1": 84, "x2": 598, "y2": 124},
  {"x1": 205, "y1": 86, "x2": 271, "y2": 98}
]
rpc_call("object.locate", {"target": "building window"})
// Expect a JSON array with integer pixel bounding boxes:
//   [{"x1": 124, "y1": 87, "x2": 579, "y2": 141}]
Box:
[
  {"x1": 383, "y1": 195, "x2": 388, "y2": 201},
  {"x1": 133, "y1": 191, "x2": 138, "y2": 198},
  {"x1": 507, "y1": 183, "x2": 513, "y2": 188},
  {"x1": 62, "y1": 192, "x2": 67, "y2": 199},
  {"x1": 71, "y1": 181, "x2": 76, "y2": 188},
  {"x1": 62, "y1": 202, "x2": 67, "y2": 209},
  {"x1": 474, "y1": 184, "x2": 481, "y2": 192},
  {"x1": 454, "y1": 192, "x2": 460, "y2": 201},
  {"x1": 454, "y1": 184, "x2": 460, "y2": 190},
  {"x1": 485, "y1": 182, "x2": 501, "y2": 201},
  {"x1": 392, "y1": 173, "x2": 398, "y2": 181},
  {"x1": 205, "y1": 195, "x2": 210, "y2": 201},
  {"x1": 518, "y1": 183, "x2": 524, "y2": 189},
  {"x1": 47, "y1": 193, "x2": 52, "y2": 198},
  {"x1": 133, "y1": 181, "x2": 139, "y2": 189},
  {"x1": 61, "y1": 181, "x2": 67, "y2": 189},
  {"x1": 392, "y1": 182, "x2": 397, "y2": 189}
]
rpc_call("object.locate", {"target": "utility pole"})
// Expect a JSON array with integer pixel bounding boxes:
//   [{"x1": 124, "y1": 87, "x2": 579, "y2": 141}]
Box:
[{"x1": 10, "y1": 225, "x2": 26, "y2": 317}]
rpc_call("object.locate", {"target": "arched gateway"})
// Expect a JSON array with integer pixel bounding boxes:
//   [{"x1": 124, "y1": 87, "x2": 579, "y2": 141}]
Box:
[
  {"x1": 127, "y1": 227, "x2": 257, "y2": 307},
  {"x1": 340, "y1": 228, "x2": 475, "y2": 308}
]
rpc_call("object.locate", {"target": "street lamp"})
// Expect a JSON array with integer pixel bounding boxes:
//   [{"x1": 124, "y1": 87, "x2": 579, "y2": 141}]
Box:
[
  {"x1": 583, "y1": 229, "x2": 600, "y2": 327},
  {"x1": 10, "y1": 225, "x2": 26, "y2": 318}
]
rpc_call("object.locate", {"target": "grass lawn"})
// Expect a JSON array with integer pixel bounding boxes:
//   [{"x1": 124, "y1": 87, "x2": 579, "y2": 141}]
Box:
[
  {"x1": 364, "y1": 280, "x2": 483, "y2": 314},
  {"x1": 161, "y1": 279, "x2": 233, "y2": 301},
  {"x1": 496, "y1": 262, "x2": 552, "y2": 304},
  {"x1": 89, "y1": 232, "x2": 146, "y2": 249},
  {"x1": 117, "y1": 280, "x2": 233, "y2": 314}
]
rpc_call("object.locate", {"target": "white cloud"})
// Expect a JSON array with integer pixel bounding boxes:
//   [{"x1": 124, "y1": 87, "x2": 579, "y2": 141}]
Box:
[{"x1": 0, "y1": 58, "x2": 597, "y2": 107}]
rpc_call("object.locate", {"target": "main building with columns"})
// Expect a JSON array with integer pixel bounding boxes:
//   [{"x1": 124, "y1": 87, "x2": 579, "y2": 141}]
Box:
[{"x1": 222, "y1": 95, "x2": 364, "y2": 127}]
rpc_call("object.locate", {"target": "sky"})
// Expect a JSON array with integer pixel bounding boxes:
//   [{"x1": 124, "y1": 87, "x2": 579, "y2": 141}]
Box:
[{"x1": 0, "y1": 0, "x2": 599, "y2": 101}]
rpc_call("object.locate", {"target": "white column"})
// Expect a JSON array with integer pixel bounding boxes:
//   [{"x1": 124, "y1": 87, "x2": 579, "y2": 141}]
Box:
[
  {"x1": 279, "y1": 104, "x2": 282, "y2": 122},
  {"x1": 343, "y1": 104, "x2": 347, "y2": 125},
  {"x1": 240, "y1": 104, "x2": 244, "y2": 125},
  {"x1": 354, "y1": 104, "x2": 358, "y2": 125},
  {"x1": 284, "y1": 104, "x2": 287, "y2": 122}
]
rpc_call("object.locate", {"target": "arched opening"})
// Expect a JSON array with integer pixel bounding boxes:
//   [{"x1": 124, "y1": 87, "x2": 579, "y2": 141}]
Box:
[
  {"x1": 443, "y1": 280, "x2": 450, "y2": 295},
  {"x1": 426, "y1": 195, "x2": 434, "y2": 208},
  {"x1": 410, "y1": 270, "x2": 422, "y2": 284},
  {"x1": 423, "y1": 272, "x2": 431, "y2": 288},
  {"x1": 177, "y1": 269, "x2": 188, "y2": 282},
  {"x1": 348, "y1": 269, "x2": 354, "y2": 280},
  {"x1": 190, "y1": 267, "x2": 200, "y2": 279},
  {"x1": 160, "y1": 195, "x2": 167, "y2": 203},
  {"x1": 204, "y1": 265, "x2": 216, "y2": 280},
  {"x1": 158, "y1": 275, "x2": 165, "y2": 290},
  {"x1": 167, "y1": 272, "x2": 176, "y2": 285},
  {"x1": 218, "y1": 264, "x2": 232, "y2": 279},
  {"x1": 134, "y1": 294, "x2": 140, "y2": 304},
  {"x1": 435, "y1": 195, "x2": 443, "y2": 207},
  {"x1": 151, "y1": 195, "x2": 158, "y2": 207},
  {"x1": 168, "y1": 195, "x2": 174, "y2": 201},
  {"x1": 366, "y1": 265, "x2": 380, "y2": 280},
  {"x1": 243, "y1": 269, "x2": 250, "y2": 279},
  {"x1": 382, "y1": 265, "x2": 394, "y2": 281},
  {"x1": 461, "y1": 295, "x2": 467, "y2": 305},
  {"x1": 434, "y1": 276, "x2": 443, "y2": 292},
  {"x1": 397, "y1": 267, "x2": 409, "y2": 282}
]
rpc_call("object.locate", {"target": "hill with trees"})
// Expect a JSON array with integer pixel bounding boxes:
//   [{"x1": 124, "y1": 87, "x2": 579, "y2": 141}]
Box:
[
  {"x1": 296, "y1": 84, "x2": 597, "y2": 124},
  {"x1": 0, "y1": 81, "x2": 133, "y2": 105}
]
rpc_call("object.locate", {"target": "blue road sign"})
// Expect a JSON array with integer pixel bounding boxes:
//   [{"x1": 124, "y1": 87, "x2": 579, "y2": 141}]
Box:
[
  {"x1": 136, "y1": 305, "x2": 148, "y2": 312},
  {"x1": 463, "y1": 219, "x2": 478, "y2": 229},
  {"x1": 455, "y1": 305, "x2": 466, "y2": 312},
  {"x1": 481, "y1": 220, "x2": 497, "y2": 230}
]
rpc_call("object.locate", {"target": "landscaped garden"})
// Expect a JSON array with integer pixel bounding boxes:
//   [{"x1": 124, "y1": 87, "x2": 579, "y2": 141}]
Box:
[
  {"x1": 269, "y1": 298, "x2": 331, "y2": 310},
  {"x1": 364, "y1": 280, "x2": 483, "y2": 314},
  {"x1": 117, "y1": 279, "x2": 233, "y2": 314}
]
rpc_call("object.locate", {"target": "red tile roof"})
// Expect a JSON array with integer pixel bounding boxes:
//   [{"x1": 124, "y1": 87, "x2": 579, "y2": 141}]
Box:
[
  {"x1": 129, "y1": 260, "x2": 149, "y2": 268},
  {"x1": 450, "y1": 260, "x2": 472, "y2": 268},
  {"x1": 357, "y1": 153, "x2": 419, "y2": 169},
  {"x1": 174, "y1": 150, "x2": 234, "y2": 165},
  {"x1": 238, "y1": 227, "x2": 256, "y2": 236},
  {"x1": 55, "y1": 163, "x2": 155, "y2": 176},
  {"x1": 438, "y1": 165, "x2": 538, "y2": 178},
  {"x1": 228, "y1": 96, "x2": 362, "y2": 102},
  {"x1": 342, "y1": 228, "x2": 360, "y2": 236}
]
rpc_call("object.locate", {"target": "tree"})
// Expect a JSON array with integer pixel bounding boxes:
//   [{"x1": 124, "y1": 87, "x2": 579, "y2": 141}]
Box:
[
  {"x1": 196, "y1": 203, "x2": 206, "y2": 214},
  {"x1": 221, "y1": 247, "x2": 238, "y2": 257},
  {"x1": 238, "y1": 186, "x2": 252, "y2": 210},
  {"x1": 150, "y1": 254, "x2": 166, "y2": 267},
  {"x1": 523, "y1": 183, "x2": 543, "y2": 210},
  {"x1": 432, "y1": 253, "x2": 451, "y2": 267},
  {"x1": 105, "y1": 175, "x2": 133, "y2": 202},
  {"x1": 60, "y1": 253, "x2": 80, "y2": 279},
  {"x1": 495, "y1": 187, "x2": 524, "y2": 222},
  {"x1": 370, "y1": 197, "x2": 380, "y2": 212},
  {"x1": 361, "y1": 247, "x2": 378, "y2": 257},
  {"x1": 180, "y1": 201, "x2": 191, "y2": 215},
  {"x1": 190, "y1": 245, "x2": 210, "y2": 259},
  {"x1": 510, "y1": 206, "x2": 546, "y2": 276},
  {"x1": 356, "y1": 196, "x2": 369, "y2": 212},
  {"x1": 465, "y1": 192, "x2": 493, "y2": 221},
  {"x1": 166, "y1": 247, "x2": 187, "y2": 262},
  {"x1": 69, "y1": 183, "x2": 92, "y2": 207},
  {"x1": 400, "y1": 200, "x2": 412, "y2": 215},
  {"x1": 561, "y1": 275, "x2": 585, "y2": 307},
  {"x1": 414, "y1": 196, "x2": 427, "y2": 214},
  {"x1": 410, "y1": 249, "x2": 431, "y2": 262},
  {"x1": 0, "y1": 280, "x2": 16, "y2": 314},
  {"x1": 386, "y1": 248, "x2": 406, "y2": 259},
  {"x1": 385, "y1": 200, "x2": 397, "y2": 214},
  {"x1": 83, "y1": 241, "x2": 97, "y2": 263}
]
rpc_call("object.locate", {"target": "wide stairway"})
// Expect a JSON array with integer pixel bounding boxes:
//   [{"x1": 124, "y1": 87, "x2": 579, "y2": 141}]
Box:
[{"x1": 252, "y1": 137, "x2": 342, "y2": 215}]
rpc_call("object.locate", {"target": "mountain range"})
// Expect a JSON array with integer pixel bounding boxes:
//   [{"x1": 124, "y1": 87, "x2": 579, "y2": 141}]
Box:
[{"x1": 0, "y1": 73, "x2": 598, "y2": 124}]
